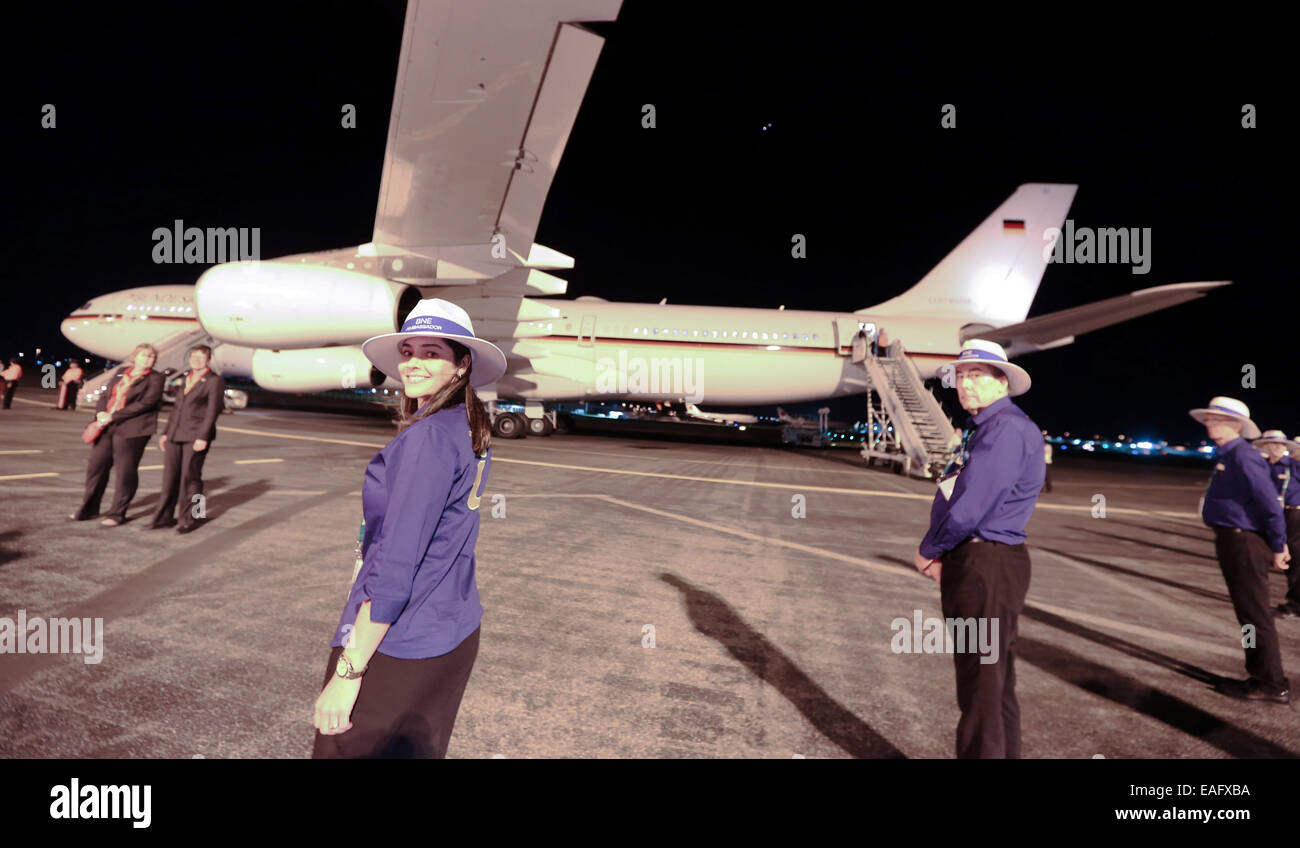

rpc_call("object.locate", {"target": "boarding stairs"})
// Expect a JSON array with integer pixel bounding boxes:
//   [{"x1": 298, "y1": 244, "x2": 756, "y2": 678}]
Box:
[
  {"x1": 854, "y1": 336, "x2": 958, "y2": 478},
  {"x1": 77, "y1": 327, "x2": 217, "y2": 407}
]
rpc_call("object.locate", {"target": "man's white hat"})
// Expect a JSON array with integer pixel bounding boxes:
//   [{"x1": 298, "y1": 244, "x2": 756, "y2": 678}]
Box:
[
  {"x1": 1188, "y1": 396, "x2": 1261, "y2": 440},
  {"x1": 1252, "y1": 429, "x2": 1300, "y2": 450},
  {"x1": 949, "y1": 339, "x2": 1031, "y2": 396},
  {"x1": 362, "y1": 298, "x2": 507, "y2": 388}
]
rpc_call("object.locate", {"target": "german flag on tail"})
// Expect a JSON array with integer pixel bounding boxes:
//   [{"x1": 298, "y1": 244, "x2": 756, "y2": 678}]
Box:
[{"x1": 1003, "y1": 219, "x2": 1026, "y2": 235}]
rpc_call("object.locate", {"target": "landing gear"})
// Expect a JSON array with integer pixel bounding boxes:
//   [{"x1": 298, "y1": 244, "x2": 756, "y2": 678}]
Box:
[
  {"x1": 526, "y1": 415, "x2": 554, "y2": 437},
  {"x1": 493, "y1": 412, "x2": 527, "y2": 439}
]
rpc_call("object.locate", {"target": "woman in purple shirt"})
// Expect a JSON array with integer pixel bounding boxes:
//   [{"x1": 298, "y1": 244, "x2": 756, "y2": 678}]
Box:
[{"x1": 312, "y1": 298, "x2": 506, "y2": 758}]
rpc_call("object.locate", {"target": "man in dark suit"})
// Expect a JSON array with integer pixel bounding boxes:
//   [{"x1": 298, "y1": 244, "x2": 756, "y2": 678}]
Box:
[
  {"x1": 70, "y1": 344, "x2": 165, "y2": 526},
  {"x1": 151, "y1": 345, "x2": 225, "y2": 533}
]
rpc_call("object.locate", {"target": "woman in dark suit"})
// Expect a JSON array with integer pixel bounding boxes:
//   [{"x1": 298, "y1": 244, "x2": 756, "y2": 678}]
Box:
[
  {"x1": 150, "y1": 344, "x2": 225, "y2": 533},
  {"x1": 69, "y1": 343, "x2": 165, "y2": 527}
]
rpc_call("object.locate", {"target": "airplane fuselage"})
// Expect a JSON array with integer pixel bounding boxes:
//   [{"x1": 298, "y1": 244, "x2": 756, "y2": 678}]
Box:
[{"x1": 61, "y1": 285, "x2": 964, "y2": 404}]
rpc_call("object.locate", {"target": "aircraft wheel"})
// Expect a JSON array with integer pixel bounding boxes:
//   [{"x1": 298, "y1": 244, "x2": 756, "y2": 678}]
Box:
[
  {"x1": 526, "y1": 416, "x2": 554, "y2": 437},
  {"x1": 493, "y1": 413, "x2": 524, "y2": 439}
]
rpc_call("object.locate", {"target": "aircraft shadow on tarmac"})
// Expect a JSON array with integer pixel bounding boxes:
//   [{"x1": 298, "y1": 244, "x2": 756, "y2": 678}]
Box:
[
  {"x1": 1034, "y1": 545, "x2": 1233, "y2": 604},
  {"x1": 1018, "y1": 607, "x2": 1297, "y2": 758},
  {"x1": 659, "y1": 572, "x2": 907, "y2": 759}
]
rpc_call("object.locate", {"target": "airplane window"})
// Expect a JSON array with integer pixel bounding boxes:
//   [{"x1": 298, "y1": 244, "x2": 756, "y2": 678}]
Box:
[
  {"x1": 732, "y1": 331, "x2": 738, "y2": 338},
  {"x1": 653, "y1": 328, "x2": 659, "y2": 334},
  {"x1": 691, "y1": 330, "x2": 698, "y2": 337},
  {"x1": 741, "y1": 331, "x2": 748, "y2": 338},
  {"x1": 802, "y1": 334, "x2": 808, "y2": 340},
  {"x1": 761, "y1": 332, "x2": 768, "y2": 340},
  {"x1": 782, "y1": 333, "x2": 788, "y2": 339},
  {"x1": 813, "y1": 334, "x2": 818, "y2": 340}
]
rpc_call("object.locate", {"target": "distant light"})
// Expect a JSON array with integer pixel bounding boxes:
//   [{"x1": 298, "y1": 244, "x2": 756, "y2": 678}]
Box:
[
  {"x1": 1102, "y1": 443, "x2": 1110, "y2": 449},
  {"x1": 738, "y1": 425, "x2": 747, "y2": 431},
  {"x1": 1071, "y1": 439, "x2": 1081, "y2": 445}
]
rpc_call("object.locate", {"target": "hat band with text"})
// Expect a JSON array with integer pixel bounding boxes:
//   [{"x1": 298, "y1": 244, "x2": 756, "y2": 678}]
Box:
[
  {"x1": 958, "y1": 349, "x2": 1008, "y2": 364},
  {"x1": 400, "y1": 315, "x2": 473, "y2": 337}
]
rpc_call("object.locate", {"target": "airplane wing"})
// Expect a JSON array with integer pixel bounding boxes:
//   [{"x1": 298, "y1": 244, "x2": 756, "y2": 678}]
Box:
[
  {"x1": 370, "y1": 0, "x2": 622, "y2": 280},
  {"x1": 963, "y1": 281, "x2": 1230, "y2": 348}
]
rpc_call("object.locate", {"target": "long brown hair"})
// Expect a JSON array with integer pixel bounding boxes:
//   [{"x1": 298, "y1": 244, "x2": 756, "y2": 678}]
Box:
[{"x1": 393, "y1": 338, "x2": 492, "y2": 456}]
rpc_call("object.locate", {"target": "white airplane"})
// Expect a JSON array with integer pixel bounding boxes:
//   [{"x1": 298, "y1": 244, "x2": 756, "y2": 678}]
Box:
[
  {"x1": 61, "y1": 0, "x2": 1228, "y2": 425},
  {"x1": 683, "y1": 403, "x2": 759, "y2": 426}
]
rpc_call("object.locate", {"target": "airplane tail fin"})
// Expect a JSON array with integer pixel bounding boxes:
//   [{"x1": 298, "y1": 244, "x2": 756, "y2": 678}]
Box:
[{"x1": 860, "y1": 183, "x2": 1077, "y2": 326}]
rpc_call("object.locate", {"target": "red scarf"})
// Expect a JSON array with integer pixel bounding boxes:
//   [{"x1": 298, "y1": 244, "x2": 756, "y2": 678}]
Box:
[{"x1": 106, "y1": 366, "x2": 150, "y2": 414}]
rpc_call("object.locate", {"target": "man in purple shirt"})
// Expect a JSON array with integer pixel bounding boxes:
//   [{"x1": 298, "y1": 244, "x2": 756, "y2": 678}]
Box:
[
  {"x1": 914, "y1": 339, "x2": 1045, "y2": 758},
  {"x1": 1252, "y1": 430, "x2": 1300, "y2": 619},
  {"x1": 1192, "y1": 400, "x2": 1291, "y2": 703}
]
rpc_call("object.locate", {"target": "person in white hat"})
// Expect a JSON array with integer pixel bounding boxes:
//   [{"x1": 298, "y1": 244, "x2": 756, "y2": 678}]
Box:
[
  {"x1": 1191, "y1": 398, "x2": 1291, "y2": 703},
  {"x1": 914, "y1": 338, "x2": 1044, "y2": 758},
  {"x1": 313, "y1": 298, "x2": 507, "y2": 757},
  {"x1": 1252, "y1": 430, "x2": 1300, "y2": 618}
]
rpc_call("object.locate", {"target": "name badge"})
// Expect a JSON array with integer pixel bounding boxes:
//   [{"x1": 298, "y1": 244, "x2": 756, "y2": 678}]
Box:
[{"x1": 939, "y1": 472, "x2": 960, "y2": 501}]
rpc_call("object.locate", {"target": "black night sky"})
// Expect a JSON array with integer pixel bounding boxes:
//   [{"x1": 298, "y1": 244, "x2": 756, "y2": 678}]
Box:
[{"x1": 4, "y1": 3, "x2": 1291, "y2": 443}]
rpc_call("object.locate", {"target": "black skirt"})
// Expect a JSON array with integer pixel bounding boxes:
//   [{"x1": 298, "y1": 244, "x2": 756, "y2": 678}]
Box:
[{"x1": 311, "y1": 627, "x2": 480, "y2": 759}]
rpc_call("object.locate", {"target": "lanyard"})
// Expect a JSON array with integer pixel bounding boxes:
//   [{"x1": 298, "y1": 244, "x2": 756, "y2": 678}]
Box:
[{"x1": 940, "y1": 426, "x2": 976, "y2": 480}]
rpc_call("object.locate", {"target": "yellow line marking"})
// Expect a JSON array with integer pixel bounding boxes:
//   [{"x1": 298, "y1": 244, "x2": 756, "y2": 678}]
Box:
[
  {"x1": 0, "y1": 472, "x2": 59, "y2": 480},
  {"x1": 234, "y1": 458, "x2": 284, "y2": 465},
  {"x1": 219, "y1": 425, "x2": 384, "y2": 449},
  {"x1": 139, "y1": 465, "x2": 164, "y2": 471},
  {"x1": 0, "y1": 449, "x2": 44, "y2": 455},
  {"x1": 215, "y1": 425, "x2": 1200, "y2": 521}
]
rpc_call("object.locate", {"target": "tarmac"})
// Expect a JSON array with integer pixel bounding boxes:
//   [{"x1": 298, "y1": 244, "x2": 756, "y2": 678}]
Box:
[{"x1": 1, "y1": 387, "x2": 1297, "y2": 758}]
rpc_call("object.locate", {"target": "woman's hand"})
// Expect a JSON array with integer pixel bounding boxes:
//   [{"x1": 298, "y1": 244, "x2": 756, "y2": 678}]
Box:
[
  {"x1": 96, "y1": 411, "x2": 111, "y2": 425},
  {"x1": 314, "y1": 675, "x2": 362, "y2": 735},
  {"x1": 194, "y1": 439, "x2": 208, "y2": 452}
]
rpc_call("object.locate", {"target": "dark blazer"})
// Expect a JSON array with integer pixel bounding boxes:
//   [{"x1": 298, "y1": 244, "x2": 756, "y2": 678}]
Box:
[
  {"x1": 95, "y1": 368, "x2": 165, "y2": 439},
  {"x1": 165, "y1": 369, "x2": 225, "y2": 443}
]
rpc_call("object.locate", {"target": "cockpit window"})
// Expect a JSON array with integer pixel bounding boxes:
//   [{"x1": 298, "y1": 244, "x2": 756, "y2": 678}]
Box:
[{"x1": 78, "y1": 301, "x2": 94, "y2": 310}]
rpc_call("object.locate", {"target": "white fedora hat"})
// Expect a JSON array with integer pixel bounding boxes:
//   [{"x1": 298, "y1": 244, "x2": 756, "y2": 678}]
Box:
[
  {"x1": 950, "y1": 339, "x2": 1031, "y2": 396},
  {"x1": 362, "y1": 298, "x2": 507, "y2": 388},
  {"x1": 1188, "y1": 396, "x2": 1261, "y2": 440},
  {"x1": 1252, "y1": 429, "x2": 1300, "y2": 451}
]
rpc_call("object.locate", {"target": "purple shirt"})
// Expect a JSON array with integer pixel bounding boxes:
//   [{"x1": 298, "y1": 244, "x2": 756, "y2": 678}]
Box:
[
  {"x1": 920, "y1": 396, "x2": 1045, "y2": 560},
  {"x1": 331, "y1": 403, "x2": 490, "y2": 659},
  {"x1": 1266, "y1": 455, "x2": 1300, "y2": 508},
  {"x1": 1201, "y1": 437, "x2": 1286, "y2": 552}
]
